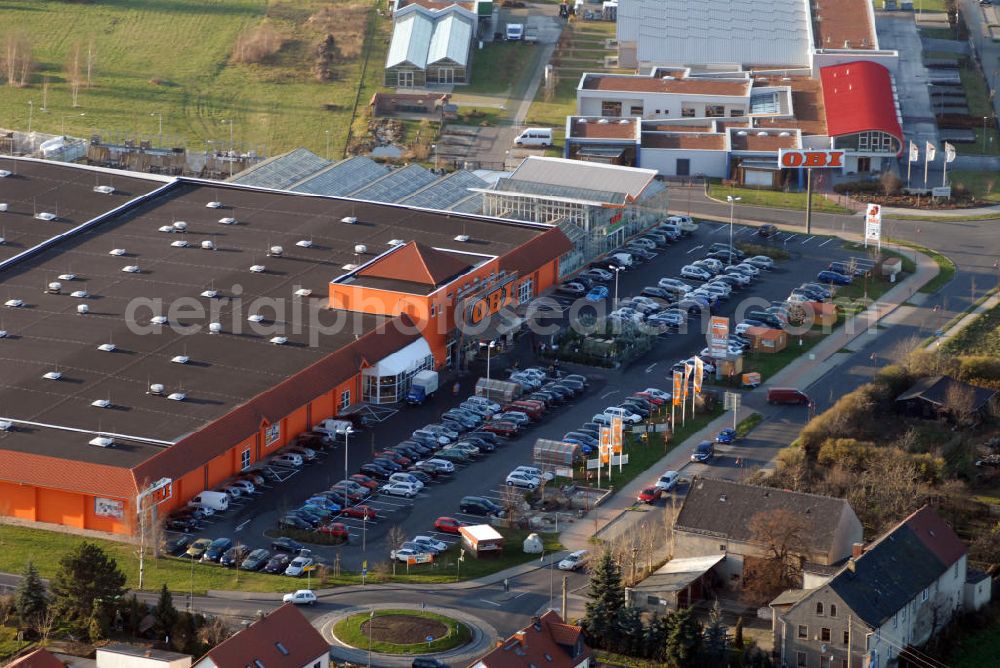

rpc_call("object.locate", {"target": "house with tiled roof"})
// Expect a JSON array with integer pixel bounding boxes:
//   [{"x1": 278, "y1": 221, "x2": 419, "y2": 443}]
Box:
[
  {"x1": 5, "y1": 649, "x2": 67, "y2": 668},
  {"x1": 469, "y1": 610, "x2": 591, "y2": 668},
  {"x1": 773, "y1": 506, "x2": 990, "y2": 668},
  {"x1": 193, "y1": 604, "x2": 329, "y2": 668},
  {"x1": 672, "y1": 478, "x2": 863, "y2": 594}
]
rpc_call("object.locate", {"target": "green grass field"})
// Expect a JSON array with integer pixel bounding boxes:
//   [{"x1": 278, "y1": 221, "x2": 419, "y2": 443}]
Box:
[
  {"x1": 0, "y1": 0, "x2": 390, "y2": 156},
  {"x1": 332, "y1": 609, "x2": 470, "y2": 654},
  {"x1": 943, "y1": 301, "x2": 1000, "y2": 356},
  {"x1": 706, "y1": 181, "x2": 853, "y2": 214},
  {"x1": 949, "y1": 170, "x2": 1000, "y2": 203},
  {"x1": 464, "y1": 42, "x2": 537, "y2": 98}
]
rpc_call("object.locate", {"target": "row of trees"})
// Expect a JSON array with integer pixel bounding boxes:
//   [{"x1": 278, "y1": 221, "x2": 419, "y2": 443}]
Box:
[
  {"x1": 580, "y1": 551, "x2": 772, "y2": 667},
  {"x1": 2, "y1": 32, "x2": 94, "y2": 107},
  {"x1": 6, "y1": 542, "x2": 232, "y2": 654}
]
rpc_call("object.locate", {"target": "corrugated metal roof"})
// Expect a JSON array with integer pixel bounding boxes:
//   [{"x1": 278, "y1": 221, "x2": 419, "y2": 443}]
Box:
[
  {"x1": 387, "y1": 4, "x2": 475, "y2": 70},
  {"x1": 387, "y1": 10, "x2": 435, "y2": 69},
  {"x1": 632, "y1": 0, "x2": 811, "y2": 67},
  {"x1": 509, "y1": 157, "x2": 656, "y2": 200}
]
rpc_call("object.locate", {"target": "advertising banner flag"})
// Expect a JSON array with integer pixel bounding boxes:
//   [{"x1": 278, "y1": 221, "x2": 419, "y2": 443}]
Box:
[
  {"x1": 693, "y1": 356, "x2": 704, "y2": 394},
  {"x1": 599, "y1": 428, "x2": 611, "y2": 464},
  {"x1": 944, "y1": 142, "x2": 956, "y2": 163},
  {"x1": 672, "y1": 371, "x2": 683, "y2": 406},
  {"x1": 611, "y1": 416, "x2": 624, "y2": 454},
  {"x1": 909, "y1": 141, "x2": 919, "y2": 162},
  {"x1": 683, "y1": 363, "x2": 692, "y2": 400},
  {"x1": 925, "y1": 141, "x2": 936, "y2": 161}
]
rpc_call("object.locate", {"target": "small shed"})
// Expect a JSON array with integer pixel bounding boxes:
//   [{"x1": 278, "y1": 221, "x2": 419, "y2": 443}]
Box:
[
  {"x1": 460, "y1": 524, "x2": 505, "y2": 558},
  {"x1": 805, "y1": 301, "x2": 837, "y2": 327},
  {"x1": 745, "y1": 326, "x2": 787, "y2": 353},
  {"x1": 895, "y1": 375, "x2": 996, "y2": 420},
  {"x1": 628, "y1": 554, "x2": 725, "y2": 612}
]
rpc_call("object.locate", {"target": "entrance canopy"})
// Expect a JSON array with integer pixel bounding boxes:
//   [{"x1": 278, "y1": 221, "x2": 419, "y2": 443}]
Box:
[{"x1": 363, "y1": 337, "x2": 433, "y2": 377}]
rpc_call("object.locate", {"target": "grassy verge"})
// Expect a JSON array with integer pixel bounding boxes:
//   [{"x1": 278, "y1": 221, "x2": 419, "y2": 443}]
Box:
[
  {"x1": 706, "y1": 181, "x2": 852, "y2": 214},
  {"x1": 942, "y1": 300, "x2": 1000, "y2": 356},
  {"x1": 885, "y1": 239, "x2": 956, "y2": 294},
  {"x1": 527, "y1": 73, "x2": 577, "y2": 128},
  {"x1": 735, "y1": 413, "x2": 764, "y2": 437},
  {"x1": 332, "y1": 609, "x2": 470, "y2": 654},
  {"x1": 949, "y1": 171, "x2": 1000, "y2": 202},
  {"x1": 466, "y1": 42, "x2": 537, "y2": 96}
]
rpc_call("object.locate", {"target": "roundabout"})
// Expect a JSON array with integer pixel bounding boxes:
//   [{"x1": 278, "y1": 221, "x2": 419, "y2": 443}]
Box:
[{"x1": 320, "y1": 603, "x2": 499, "y2": 667}]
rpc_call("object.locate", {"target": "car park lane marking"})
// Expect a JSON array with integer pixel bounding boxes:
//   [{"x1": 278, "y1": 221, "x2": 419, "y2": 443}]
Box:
[
  {"x1": 712, "y1": 224, "x2": 727, "y2": 233},
  {"x1": 685, "y1": 244, "x2": 705, "y2": 255},
  {"x1": 600, "y1": 390, "x2": 619, "y2": 399},
  {"x1": 480, "y1": 598, "x2": 503, "y2": 607},
  {"x1": 783, "y1": 234, "x2": 798, "y2": 243},
  {"x1": 818, "y1": 237, "x2": 836, "y2": 247},
  {"x1": 645, "y1": 362, "x2": 657, "y2": 373},
  {"x1": 801, "y1": 236, "x2": 815, "y2": 245},
  {"x1": 235, "y1": 519, "x2": 251, "y2": 532}
]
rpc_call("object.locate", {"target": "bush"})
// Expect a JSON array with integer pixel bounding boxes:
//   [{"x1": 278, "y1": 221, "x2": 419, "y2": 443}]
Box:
[
  {"x1": 957, "y1": 356, "x2": 1000, "y2": 389},
  {"x1": 817, "y1": 438, "x2": 873, "y2": 471},
  {"x1": 231, "y1": 22, "x2": 287, "y2": 65},
  {"x1": 833, "y1": 180, "x2": 880, "y2": 195}
]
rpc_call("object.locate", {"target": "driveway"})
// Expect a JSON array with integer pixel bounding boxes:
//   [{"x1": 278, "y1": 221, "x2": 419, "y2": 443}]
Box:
[{"x1": 876, "y1": 13, "x2": 939, "y2": 149}]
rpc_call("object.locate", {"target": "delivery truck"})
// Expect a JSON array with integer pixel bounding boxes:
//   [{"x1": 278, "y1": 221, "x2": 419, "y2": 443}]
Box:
[{"x1": 406, "y1": 370, "x2": 439, "y2": 405}]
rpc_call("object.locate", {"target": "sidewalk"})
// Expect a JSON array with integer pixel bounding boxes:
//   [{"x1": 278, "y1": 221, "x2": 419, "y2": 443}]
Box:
[
  {"x1": 924, "y1": 291, "x2": 999, "y2": 351},
  {"x1": 558, "y1": 245, "x2": 941, "y2": 554}
]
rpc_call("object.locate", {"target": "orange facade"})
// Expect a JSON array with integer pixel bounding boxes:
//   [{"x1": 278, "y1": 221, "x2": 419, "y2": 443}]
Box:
[{"x1": 0, "y1": 481, "x2": 132, "y2": 535}]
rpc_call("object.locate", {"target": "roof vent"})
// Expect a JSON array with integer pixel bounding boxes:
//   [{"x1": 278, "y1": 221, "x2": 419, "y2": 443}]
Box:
[
  {"x1": 122, "y1": 265, "x2": 140, "y2": 273},
  {"x1": 296, "y1": 239, "x2": 314, "y2": 248},
  {"x1": 354, "y1": 244, "x2": 367, "y2": 254},
  {"x1": 597, "y1": 118, "x2": 609, "y2": 124},
  {"x1": 578, "y1": 118, "x2": 588, "y2": 124},
  {"x1": 247, "y1": 314, "x2": 265, "y2": 323},
  {"x1": 201, "y1": 289, "x2": 220, "y2": 299},
  {"x1": 58, "y1": 273, "x2": 76, "y2": 281},
  {"x1": 662, "y1": 75, "x2": 675, "y2": 80},
  {"x1": 201, "y1": 240, "x2": 216, "y2": 250},
  {"x1": 149, "y1": 383, "x2": 166, "y2": 395},
  {"x1": 158, "y1": 225, "x2": 175, "y2": 233},
  {"x1": 270, "y1": 336, "x2": 288, "y2": 345},
  {"x1": 43, "y1": 371, "x2": 63, "y2": 381},
  {"x1": 249, "y1": 264, "x2": 266, "y2": 273},
  {"x1": 70, "y1": 290, "x2": 89, "y2": 299},
  {"x1": 388, "y1": 239, "x2": 405, "y2": 246},
  {"x1": 109, "y1": 248, "x2": 126, "y2": 256},
  {"x1": 294, "y1": 288, "x2": 312, "y2": 297},
  {"x1": 91, "y1": 398, "x2": 111, "y2": 409},
  {"x1": 209, "y1": 322, "x2": 222, "y2": 334},
  {"x1": 0, "y1": 235, "x2": 4, "y2": 244},
  {"x1": 47, "y1": 282, "x2": 62, "y2": 294},
  {"x1": 342, "y1": 263, "x2": 359, "y2": 271},
  {"x1": 619, "y1": 119, "x2": 630, "y2": 124},
  {"x1": 167, "y1": 392, "x2": 187, "y2": 402},
  {"x1": 719, "y1": 494, "x2": 727, "y2": 502},
  {"x1": 757, "y1": 131, "x2": 768, "y2": 137},
  {"x1": 171, "y1": 355, "x2": 190, "y2": 364},
  {"x1": 93, "y1": 185, "x2": 115, "y2": 194},
  {"x1": 779, "y1": 131, "x2": 791, "y2": 137},
  {"x1": 34, "y1": 212, "x2": 57, "y2": 221},
  {"x1": 844, "y1": 40, "x2": 850, "y2": 48},
  {"x1": 737, "y1": 130, "x2": 748, "y2": 136},
  {"x1": 77, "y1": 304, "x2": 89, "y2": 315},
  {"x1": 0, "y1": 329, "x2": 7, "y2": 338},
  {"x1": 218, "y1": 217, "x2": 238, "y2": 225},
  {"x1": 150, "y1": 315, "x2": 167, "y2": 325},
  {"x1": 172, "y1": 221, "x2": 188, "y2": 232},
  {"x1": 98, "y1": 343, "x2": 116, "y2": 352},
  {"x1": 0, "y1": 169, "x2": 10, "y2": 178},
  {"x1": 171, "y1": 239, "x2": 189, "y2": 248},
  {"x1": 206, "y1": 201, "x2": 223, "y2": 209},
  {"x1": 341, "y1": 216, "x2": 358, "y2": 224},
  {"x1": 89, "y1": 435, "x2": 115, "y2": 448},
  {"x1": 454, "y1": 235, "x2": 470, "y2": 242},
  {"x1": 0, "y1": 203, "x2": 6, "y2": 212},
  {"x1": 268, "y1": 245, "x2": 284, "y2": 257},
  {"x1": 4, "y1": 299, "x2": 24, "y2": 308},
  {"x1": 0, "y1": 420, "x2": 12, "y2": 431}
]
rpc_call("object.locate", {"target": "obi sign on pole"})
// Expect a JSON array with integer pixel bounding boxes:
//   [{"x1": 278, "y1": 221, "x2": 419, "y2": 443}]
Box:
[
  {"x1": 708, "y1": 316, "x2": 729, "y2": 359},
  {"x1": 777, "y1": 149, "x2": 846, "y2": 170},
  {"x1": 864, "y1": 203, "x2": 881, "y2": 250}
]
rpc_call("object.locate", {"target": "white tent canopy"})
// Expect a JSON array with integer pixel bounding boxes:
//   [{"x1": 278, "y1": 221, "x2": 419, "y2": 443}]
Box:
[{"x1": 363, "y1": 337, "x2": 433, "y2": 377}]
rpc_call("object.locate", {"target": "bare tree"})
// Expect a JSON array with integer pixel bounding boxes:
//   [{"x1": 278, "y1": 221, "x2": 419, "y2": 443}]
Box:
[
  {"x1": 3, "y1": 33, "x2": 34, "y2": 87},
  {"x1": 67, "y1": 42, "x2": 82, "y2": 107},
  {"x1": 501, "y1": 485, "x2": 524, "y2": 525},
  {"x1": 880, "y1": 171, "x2": 902, "y2": 197},
  {"x1": 197, "y1": 615, "x2": 232, "y2": 648},
  {"x1": 86, "y1": 40, "x2": 94, "y2": 88},
  {"x1": 944, "y1": 382, "x2": 978, "y2": 427},
  {"x1": 387, "y1": 524, "x2": 406, "y2": 552},
  {"x1": 848, "y1": 452, "x2": 926, "y2": 536},
  {"x1": 742, "y1": 509, "x2": 810, "y2": 604},
  {"x1": 37, "y1": 608, "x2": 57, "y2": 646}
]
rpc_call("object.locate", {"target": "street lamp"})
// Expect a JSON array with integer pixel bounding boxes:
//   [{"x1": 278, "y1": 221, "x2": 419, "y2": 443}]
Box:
[
  {"x1": 222, "y1": 119, "x2": 235, "y2": 177},
  {"x1": 610, "y1": 265, "x2": 624, "y2": 309},
  {"x1": 480, "y1": 340, "x2": 496, "y2": 381},
  {"x1": 431, "y1": 143, "x2": 438, "y2": 170},
  {"x1": 343, "y1": 427, "x2": 354, "y2": 511},
  {"x1": 325, "y1": 129, "x2": 330, "y2": 159},
  {"x1": 726, "y1": 195, "x2": 741, "y2": 263},
  {"x1": 367, "y1": 610, "x2": 375, "y2": 668},
  {"x1": 61, "y1": 112, "x2": 85, "y2": 137},
  {"x1": 151, "y1": 112, "x2": 163, "y2": 146},
  {"x1": 27, "y1": 100, "x2": 33, "y2": 136},
  {"x1": 983, "y1": 116, "x2": 988, "y2": 154}
]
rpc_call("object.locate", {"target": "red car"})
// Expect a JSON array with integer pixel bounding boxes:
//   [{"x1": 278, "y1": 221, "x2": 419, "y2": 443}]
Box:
[
  {"x1": 434, "y1": 516, "x2": 466, "y2": 534},
  {"x1": 634, "y1": 392, "x2": 666, "y2": 406},
  {"x1": 340, "y1": 505, "x2": 377, "y2": 520},
  {"x1": 637, "y1": 486, "x2": 662, "y2": 504},
  {"x1": 482, "y1": 421, "x2": 518, "y2": 437},
  {"x1": 319, "y1": 522, "x2": 349, "y2": 540},
  {"x1": 377, "y1": 450, "x2": 412, "y2": 467},
  {"x1": 350, "y1": 474, "x2": 380, "y2": 491}
]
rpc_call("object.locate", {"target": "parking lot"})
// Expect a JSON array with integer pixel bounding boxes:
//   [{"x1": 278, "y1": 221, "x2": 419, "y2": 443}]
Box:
[{"x1": 161, "y1": 221, "x2": 863, "y2": 574}]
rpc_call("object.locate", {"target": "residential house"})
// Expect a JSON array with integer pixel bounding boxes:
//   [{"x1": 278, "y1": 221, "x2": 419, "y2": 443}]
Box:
[
  {"x1": 773, "y1": 505, "x2": 990, "y2": 668},
  {"x1": 192, "y1": 604, "x2": 329, "y2": 668},
  {"x1": 97, "y1": 645, "x2": 192, "y2": 668},
  {"x1": 672, "y1": 478, "x2": 863, "y2": 592},
  {"x1": 6, "y1": 649, "x2": 67, "y2": 668},
  {"x1": 895, "y1": 375, "x2": 997, "y2": 422},
  {"x1": 470, "y1": 610, "x2": 591, "y2": 668}
]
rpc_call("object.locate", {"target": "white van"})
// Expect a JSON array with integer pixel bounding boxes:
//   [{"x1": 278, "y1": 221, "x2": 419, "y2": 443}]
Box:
[
  {"x1": 188, "y1": 491, "x2": 229, "y2": 513},
  {"x1": 515, "y1": 127, "x2": 552, "y2": 147},
  {"x1": 314, "y1": 419, "x2": 353, "y2": 436},
  {"x1": 506, "y1": 23, "x2": 524, "y2": 41},
  {"x1": 609, "y1": 252, "x2": 634, "y2": 268},
  {"x1": 667, "y1": 215, "x2": 699, "y2": 234}
]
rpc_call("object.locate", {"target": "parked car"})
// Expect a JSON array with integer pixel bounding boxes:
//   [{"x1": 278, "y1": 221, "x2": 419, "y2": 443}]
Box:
[
  {"x1": 262, "y1": 554, "x2": 291, "y2": 574},
  {"x1": 285, "y1": 445, "x2": 317, "y2": 462},
  {"x1": 767, "y1": 387, "x2": 811, "y2": 405},
  {"x1": 680, "y1": 265, "x2": 712, "y2": 281},
  {"x1": 318, "y1": 522, "x2": 349, "y2": 540},
  {"x1": 359, "y1": 462, "x2": 392, "y2": 480},
  {"x1": 284, "y1": 554, "x2": 315, "y2": 577},
  {"x1": 817, "y1": 270, "x2": 852, "y2": 286},
  {"x1": 637, "y1": 486, "x2": 662, "y2": 504},
  {"x1": 745, "y1": 255, "x2": 775, "y2": 270},
  {"x1": 506, "y1": 471, "x2": 541, "y2": 489},
  {"x1": 556, "y1": 282, "x2": 586, "y2": 297},
  {"x1": 282, "y1": 589, "x2": 317, "y2": 605},
  {"x1": 241, "y1": 548, "x2": 271, "y2": 571},
  {"x1": 340, "y1": 505, "x2": 378, "y2": 520},
  {"x1": 186, "y1": 538, "x2": 213, "y2": 560},
  {"x1": 203, "y1": 537, "x2": 233, "y2": 563},
  {"x1": 434, "y1": 517, "x2": 466, "y2": 534},
  {"x1": 271, "y1": 453, "x2": 303, "y2": 468},
  {"x1": 481, "y1": 421, "x2": 519, "y2": 437},
  {"x1": 585, "y1": 285, "x2": 609, "y2": 302},
  {"x1": 165, "y1": 534, "x2": 194, "y2": 555},
  {"x1": 381, "y1": 481, "x2": 419, "y2": 498},
  {"x1": 756, "y1": 224, "x2": 778, "y2": 238},
  {"x1": 716, "y1": 428, "x2": 737, "y2": 444},
  {"x1": 557, "y1": 550, "x2": 589, "y2": 571},
  {"x1": 656, "y1": 471, "x2": 680, "y2": 491},
  {"x1": 220, "y1": 545, "x2": 251, "y2": 568},
  {"x1": 690, "y1": 441, "x2": 714, "y2": 463},
  {"x1": 390, "y1": 547, "x2": 425, "y2": 563},
  {"x1": 411, "y1": 535, "x2": 448, "y2": 554},
  {"x1": 270, "y1": 537, "x2": 305, "y2": 554},
  {"x1": 422, "y1": 458, "x2": 456, "y2": 473},
  {"x1": 279, "y1": 515, "x2": 313, "y2": 531},
  {"x1": 459, "y1": 496, "x2": 504, "y2": 517}
]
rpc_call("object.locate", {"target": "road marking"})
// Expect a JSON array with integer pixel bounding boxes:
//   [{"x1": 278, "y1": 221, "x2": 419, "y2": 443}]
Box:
[
  {"x1": 783, "y1": 234, "x2": 798, "y2": 243},
  {"x1": 513, "y1": 591, "x2": 527, "y2": 599},
  {"x1": 818, "y1": 237, "x2": 835, "y2": 247},
  {"x1": 645, "y1": 362, "x2": 657, "y2": 374},
  {"x1": 235, "y1": 519, "x2": 251, "y2": 533},
  {"x1": 601, "y1": 390, "x2": 619, "y2": 399},
  {"x1": 480, "y1": 599, "x2": 503, "y2": 607},
  {"x1": 686, "y1": 244, "x2": 704, "y2": 255},
  {"x1": 713, "y1": 224, "x2": 727, "y2": 233},
  {"x1": 801, "y1": 236, "x2": 815, "y2": 245}
]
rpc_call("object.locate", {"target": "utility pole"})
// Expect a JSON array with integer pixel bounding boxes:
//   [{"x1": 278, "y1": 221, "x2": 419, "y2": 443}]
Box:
[
  {"x1": 804, "y1": 167, "x2": 814, "y2": 235},
  {"x1": 561, "y1": 576, "x2": 568, "y2": 620}
]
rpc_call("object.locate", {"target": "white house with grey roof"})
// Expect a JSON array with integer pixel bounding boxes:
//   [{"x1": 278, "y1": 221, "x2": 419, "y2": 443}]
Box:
[{"x1": 385, "y1": 4, "x2": 477, "y2": 87}]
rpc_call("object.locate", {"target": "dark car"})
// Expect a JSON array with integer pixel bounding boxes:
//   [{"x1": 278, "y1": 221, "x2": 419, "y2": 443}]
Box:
[
  {"x1": 641, "y1": 286, "x2": 676, "y2": 301},
  {"x1": 581, "y1": 269, "x2": 612, "y2": 284},
  {"x1": 279, "y1": 515, "x2": 313, "y2": 531},
  {"x1": 413, "y1": 460, "x2": 450, "y2": 477},
  {"x1": 459, "y1": 496, "x2": 504, "y2": 517},
  {"x1": 747, "y1": 311, "x2": 786, "y2": 329},
  {"x1": 619, "y1": 401, "x2": 650, "y2": 418},
  {"x1": 467, "y1": 430, "x2": 500, "y2": 445},
  {"x1": 708, "y1": 243, "x2": 746, "y2": 258},
  {"x1": 241, "y1": 548, "x2": 271, "y2": 571},
  {"x1": 756, "y1": 224, "x2": 778, "y2": 238},
  {"x1": 412, "y1": 658, "x2": 451, "y2": 668},
  {"x1": 166, "y1": 517, "x2": 199, "y2": 533},
  {"x1": 481, "y1": 421, "x2": 518, "y2": 437},
  {"x1": 557, "y1": 378, "x2": 585, "y2": 394},
  {"x1": 690, "y1": 441, "x2": 714, "y2": 463},
  {"x1": 716, "y1": 428, "x2": 737, "y2": 444},
  {"x1": 377, "y1": 450, "x2": 412, "y2": 467},
  {"x1": 271, "y1": 537, "x2": 305, "y2": 553},
  {"x1": 290, "y1": 509, "x2": 322, "y2": 527},
  {"x1": 393, "y1": 445, "x2": 424, "y2": 460},
  {"x1": 408, "y1": 470, "x2": 433, "y2": 485},
  {"x1": 372, "y1": 457, "x2": 403, "y2": 472},
  {"x1": 460, "y1": 437, "x2": 496, "y2": 453},
  {"x1": 360, "y1": 462, "x2": 392, "y2": 480},
  {"x1": 164, "y1": 534, "x2": 194, "y2": 555},
  {"x1": 816, "y1": 270, "x2": 852, "y2": 286},
  {"x1": 556, "y1": 282, "x2": 586, "y2": 297},
  {"x1": 708, "y1": 249, "x2": 743, "y2": 264},
  {"x1": 262, "y1": 553, "x2": 292, "y2": 574},
  {"x1": 220, "y1": 545, "x2": 251, "y2": 568},
  {"x1": 202, "y1": 537, "x2": 233, "y2": 562}
]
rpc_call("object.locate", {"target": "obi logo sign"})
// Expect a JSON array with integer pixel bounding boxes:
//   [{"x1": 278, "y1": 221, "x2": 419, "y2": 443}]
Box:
[
  {"x1": 778, "y1": 149, "x2": 846, "y2": 169},
  {"x1": 468, "y1": 279, "x2": 518, "y2": 325}
]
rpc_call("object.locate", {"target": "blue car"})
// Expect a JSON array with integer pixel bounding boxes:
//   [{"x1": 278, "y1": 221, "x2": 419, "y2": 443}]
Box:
[
  {"x1": 816, "y1": 270, "x2": 852, "y2": 286},
  {"x1": 715, "y1": 428, "x2": 737, "y2": 444},
  {"x1": 305, "y1": 496, "x2": 342, "y2": 512},
  {"x1": 585, "y1": 285, "x2": 609, "y2": 302}
]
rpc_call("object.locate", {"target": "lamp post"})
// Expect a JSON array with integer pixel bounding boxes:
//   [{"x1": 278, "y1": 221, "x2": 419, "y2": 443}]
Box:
[
  {"x1": 367, "y1": 610, "x2": 375, "y2": 668},
  {"x1": 610, "y1": 265, "x2": 623, "y2": 309},
  {"x1": 325, "y1": 129, "x2": 331, "y2": 159},
  {"x1": 222, "y1": 119, "x2": 234, "y2": 177},
  {"x1": 726, "y1": 195, "x2": 741, "y2": 263},
  {"x1": 343, "y1": 428, "x2": 353, "y2": 510},
  {"x1": 480, "y1": 340, "x2": 496, "y2": 381},
  {"x1": 151, "y1": 112, "x2": 163, "y2": 146},
  {"x1": 188, "y1": 554, "x2": 195, "y2": 611},
  {"x1": 27, "y1": 100, "x2": 33, "y2": 136},
  {"x1": 983, "y1": 116, "x2": 989, "y2": 154}
]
